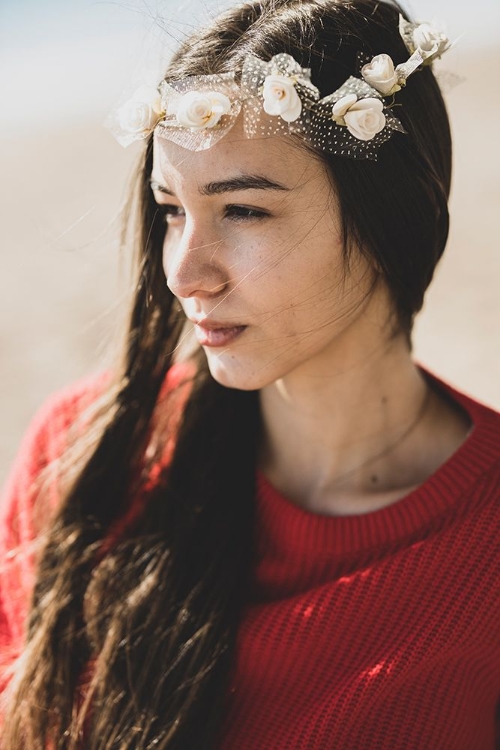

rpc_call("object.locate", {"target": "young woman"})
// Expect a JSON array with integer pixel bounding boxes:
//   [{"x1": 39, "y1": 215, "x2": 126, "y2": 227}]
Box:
[{"x1": 1, "y1": 0, "x2": 499, "y2": 748}]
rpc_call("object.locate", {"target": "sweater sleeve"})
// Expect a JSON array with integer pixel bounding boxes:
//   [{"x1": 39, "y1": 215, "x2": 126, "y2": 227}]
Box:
[{"x1": 0, "y1": 375, "x2": 108, "y2": 699}]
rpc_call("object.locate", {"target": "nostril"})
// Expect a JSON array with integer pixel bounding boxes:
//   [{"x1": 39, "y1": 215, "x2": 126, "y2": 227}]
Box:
[{"x1": 208, "y1": 280, "x2": 229, "y2": 295}]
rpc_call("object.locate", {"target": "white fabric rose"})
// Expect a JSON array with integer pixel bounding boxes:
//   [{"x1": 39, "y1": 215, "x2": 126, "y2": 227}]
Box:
[
  {"x1": 262, "y1": 74, "x2": 302, "y2": 122},
  {"x1": 361, "y1": 54, "x2": 401, "y2": 96},
  {"x1": 332, "y1": 96, "x2": 386, "y2": 141},
  {"x1": 175, "y1": 91, "x2": 231, "y2": 129},
  {"x1": 118, "y1": 86, "x2": 163, "y2": 135},
  {"x1": 412, "y1": 22, "x2": 449, "y2": 61},
  {"x1": 331, "y1": 94, "x2": 358, "y2": 122}
]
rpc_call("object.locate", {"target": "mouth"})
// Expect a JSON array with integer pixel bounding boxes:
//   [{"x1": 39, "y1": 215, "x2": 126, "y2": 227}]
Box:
[{"x1": 191, "y1": 319, "x2": 247, "y2": 348}]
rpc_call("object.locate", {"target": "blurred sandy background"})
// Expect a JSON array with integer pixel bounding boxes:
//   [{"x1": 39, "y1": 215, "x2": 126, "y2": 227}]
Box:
[{"x1": 1, "y1": 0, "x2": 499, "y2": 484}]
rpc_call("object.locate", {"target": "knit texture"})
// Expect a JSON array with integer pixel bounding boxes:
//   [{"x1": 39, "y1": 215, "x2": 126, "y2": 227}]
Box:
[{"x1": 1, "y1": 363, "x2": 499, "y2": 748}]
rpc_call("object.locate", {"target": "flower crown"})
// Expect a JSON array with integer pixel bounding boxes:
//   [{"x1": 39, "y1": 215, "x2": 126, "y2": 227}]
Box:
[{"x1": 106, "y1": 15, "x2": 452, "y2": 161}]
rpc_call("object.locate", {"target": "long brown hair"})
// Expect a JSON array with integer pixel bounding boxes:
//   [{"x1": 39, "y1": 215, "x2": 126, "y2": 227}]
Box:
[{"x1": 1, "y1": 1, "x2": 452, "y2": 747}]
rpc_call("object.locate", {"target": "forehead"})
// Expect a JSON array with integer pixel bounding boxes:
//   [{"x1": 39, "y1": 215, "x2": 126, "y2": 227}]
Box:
[{"x1": 151, "y1": 113, "x2": 327, "y2": 188}]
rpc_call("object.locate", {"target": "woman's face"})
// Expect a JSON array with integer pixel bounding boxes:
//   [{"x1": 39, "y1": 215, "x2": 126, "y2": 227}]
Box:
[{"x1": 151, "y1": 118, "x2": 382, "y2": 391}]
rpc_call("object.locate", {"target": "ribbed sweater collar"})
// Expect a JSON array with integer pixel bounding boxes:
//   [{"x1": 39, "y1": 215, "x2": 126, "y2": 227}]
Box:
[{"x1": 255, "y1": 363, "x2": 500, "y2": 560}]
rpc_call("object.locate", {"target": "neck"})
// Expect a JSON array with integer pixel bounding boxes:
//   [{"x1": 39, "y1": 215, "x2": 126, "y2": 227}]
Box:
[{"x1": 257, "y1": 333, "x2": 450, "y2": 515}]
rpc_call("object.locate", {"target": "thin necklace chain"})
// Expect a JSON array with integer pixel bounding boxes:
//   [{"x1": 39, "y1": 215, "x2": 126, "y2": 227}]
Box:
[{"x1": 331, "y1": 384, "x2": 432, "y2": 487}]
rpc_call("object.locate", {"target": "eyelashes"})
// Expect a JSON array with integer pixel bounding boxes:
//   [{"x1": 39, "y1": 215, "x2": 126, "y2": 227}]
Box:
[
  {"x1": 155, "y1": 204, "x2": 270, "y2": 224},
  {"x1": 224, "y1": 205, "x2": 269, "y2": 221}
]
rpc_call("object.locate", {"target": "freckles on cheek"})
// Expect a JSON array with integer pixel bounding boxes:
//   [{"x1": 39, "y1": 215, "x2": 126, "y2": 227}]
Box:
[
  {"x1": 235, "y1": 242, "x2": 273, "y2": 284},
  {"x1": 249, "y1": 246, "x2": 295, "y2": 291}
]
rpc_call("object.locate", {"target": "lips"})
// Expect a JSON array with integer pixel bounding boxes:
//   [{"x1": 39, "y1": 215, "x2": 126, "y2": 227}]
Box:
[{"x1": 191, "y1": 318, "x2": 247, "y2": 347}]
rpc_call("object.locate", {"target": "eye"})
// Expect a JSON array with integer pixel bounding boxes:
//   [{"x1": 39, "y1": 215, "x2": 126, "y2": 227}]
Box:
[
  {"x1": 225, "y1": 205, "x2": 269, "y2": 222},
  {"x1": 155, "y1": 204, "x2": 185, "y2": 224}
]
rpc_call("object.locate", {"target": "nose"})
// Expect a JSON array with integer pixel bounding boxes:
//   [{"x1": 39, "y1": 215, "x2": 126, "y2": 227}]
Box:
[{"x1": 164, "y1": 219, "x2": 229, "y2": 300}]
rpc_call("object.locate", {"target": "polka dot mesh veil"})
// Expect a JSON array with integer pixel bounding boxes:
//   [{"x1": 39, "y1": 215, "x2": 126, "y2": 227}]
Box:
[{"x1": 106, "y1": 14, "x2": 453, "y2": 161}]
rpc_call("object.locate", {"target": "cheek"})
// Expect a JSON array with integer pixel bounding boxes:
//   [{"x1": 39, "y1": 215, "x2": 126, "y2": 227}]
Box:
[
  {"x1": 286, "y1": 242, "x2": 373, "y2": 338},
  {"x1": 161, "y1": 241, "x2": 169, "y2": 278},
  {"x1": 161, "y1": 229, "x2": 182, "y2": 277},
  {"x1": 260, "y1": 227, "x2": 344, "y2": 304},
  {"x1": 245, "y1": 242, "x2": 345, "y2": 331},
  {"x1": 162, "y1": 242, "x2": 171, "y2": 279}
]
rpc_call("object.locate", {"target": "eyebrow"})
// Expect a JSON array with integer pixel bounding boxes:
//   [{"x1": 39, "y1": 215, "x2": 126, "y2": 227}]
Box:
[{"x1": 149, "y1": 174, "x2": 290, "y2": 197}]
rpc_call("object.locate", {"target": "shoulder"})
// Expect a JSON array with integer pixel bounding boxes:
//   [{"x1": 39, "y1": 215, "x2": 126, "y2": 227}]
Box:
[
  {"x1": 1, "y1": 372, "x2": 111, "y2": 496},
  {"x1": 417, "y1": 363, "x2": 500, "y2": 505},
  {"x1": 0, "y1": 362, "x2": 193, "y2": 542},
  {"x1": 419, "y1": 362, "x2": 500, "y2": 438},
  {"x1": 0, "y1": 371, "x2": 110, "y2": 554}
]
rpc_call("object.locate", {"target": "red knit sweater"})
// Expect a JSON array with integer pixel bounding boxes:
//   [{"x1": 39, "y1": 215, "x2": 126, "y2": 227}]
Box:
[{"x1": 1, "y1": 364, "x2": 499, "y2": 748}]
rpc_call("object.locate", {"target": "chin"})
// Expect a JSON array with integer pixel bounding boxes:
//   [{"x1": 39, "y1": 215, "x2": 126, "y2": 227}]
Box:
[{"x1": 204, "y1": 351, "x2": 275, "y2": 392}]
